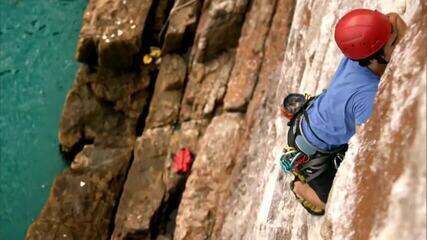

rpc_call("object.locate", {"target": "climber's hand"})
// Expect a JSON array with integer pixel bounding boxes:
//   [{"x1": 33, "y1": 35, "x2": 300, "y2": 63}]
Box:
[{"x1": 387, "y1": 12, "x2": 408, "y2": 42}]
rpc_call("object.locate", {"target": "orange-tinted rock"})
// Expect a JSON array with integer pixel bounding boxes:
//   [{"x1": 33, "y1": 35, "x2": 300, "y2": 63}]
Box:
[
  {"x1": 173, "y1": 113, "x2": 244, "y2": 240},
  {"x1": 58, "y1": 66, "x2": 150, "y2": 151},
  {"x1": 26, "y1": 145, "x2": 132, "y2": 240},
  {"x1": 76, "y1": 0, "x2": 154, "y2": 70},
  {"x1": 163, "y1": 119, "x2": 210, "y2": 193},
  {"x1": 191, "y1": 0, "x2": 249, "y2": 62},
  {"x1": 112, "y1": 119, "x2": 209, "y2": 239},
  {"x1": 216, "y1": 0, "x2": 296, "y2": 237},
  {"x1": 180, "y1": 51, "x2": 235, "y2": 121},
  {"x1": 223, "y1": 0, "x2": 278, "y2": 112},
  {"x1": 343, "y1": 14, "x2": 426, "y2": 240},
  {"x1": 162, "y1": 0, "x2": 203, "y2": 53},
  {"x1": 145, "y1": 55, "x2": 187, "y2": 128}
]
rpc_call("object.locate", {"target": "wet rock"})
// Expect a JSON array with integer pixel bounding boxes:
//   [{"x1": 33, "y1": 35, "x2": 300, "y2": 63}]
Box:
[
  {"x1": 112, "y1": 127, "x2": 173, "y2": 240},
  {"x1": 223, "y1": 0, "x2": 278, "y2": 112},
  {"x1": 162, "y1": 0, "x2": 203, "y2": 53},
  {"x1": 76, "y1": 0, "x2": 154, "y2": 70},
  {"x1": 145, "y1": 55, "x2": 187, "y2": 128},
  {"x1": 191, "y1": 0, "x2": 249, "y2": 62},
  {"x1": 180, "y1": 51, "x2": 235, "y2": 121},
  {"x1": 26, "y1": 145, "x2": 132, "y2": 240},
  {"x1": 173, "y1": 113, "x2": 244, "y2": 240}
]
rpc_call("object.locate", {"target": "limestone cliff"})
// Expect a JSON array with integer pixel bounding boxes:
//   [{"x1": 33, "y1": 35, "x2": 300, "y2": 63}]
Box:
[{"x1": 26, "y1": 0, "x2": 426, "y2": 239}]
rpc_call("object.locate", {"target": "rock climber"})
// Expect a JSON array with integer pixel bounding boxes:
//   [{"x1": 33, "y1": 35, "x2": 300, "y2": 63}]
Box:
[{"x1": 279, "y1": 9, "x2": 407, "y2": 215}]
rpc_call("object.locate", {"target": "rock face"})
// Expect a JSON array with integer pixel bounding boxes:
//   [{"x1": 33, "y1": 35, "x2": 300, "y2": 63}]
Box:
[
  {"x1": 180, "y1": 51, "x2": 235, "y2": 121},
  {"x1": 145, "y1": 55, "x2": 187, "y2": 128},
  {"x1": 112, "y1": 127, "x2": 174, "y2": 239},
  {"x1": 174, "y1": 113, "x2": 244, "y2": 240},
  {"x1": 191, "y1": 0, "x2": 250, "y2": 63},
  {"x1": 223, "y1": 0, "x2": 278, "y2": 111},
  {"x1": 27, "y1": 0, "x2": 426, "y2": 239},
  {"x1": 209, "y1": 1, "x2": 426, "y2": 240},
  {"x1": 162, "y1": 0, "x2": 203, "y2": 54},
  {"x1": 343, "y1": 13, "x2": 426, "y2": 240},
  {"x1": 26, "y1": 145, "x2": 132, "y2": 240},
  {"x1": 76, "y1": 0, "x2": 155, "y2": 70}
]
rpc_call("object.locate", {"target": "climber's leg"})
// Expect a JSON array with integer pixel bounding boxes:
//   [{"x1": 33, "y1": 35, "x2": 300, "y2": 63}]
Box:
[
  {"x1": 290, "y1": 162, "x2": 338, "y2": 215},
  {"x1": 293, "y1": 181, "x2": 326, "y2": 209}
]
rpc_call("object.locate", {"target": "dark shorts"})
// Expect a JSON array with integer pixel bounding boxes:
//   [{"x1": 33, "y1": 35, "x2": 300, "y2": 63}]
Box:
[{"x1": 306, "y1": 156, "x2": 339, "y2": 203}]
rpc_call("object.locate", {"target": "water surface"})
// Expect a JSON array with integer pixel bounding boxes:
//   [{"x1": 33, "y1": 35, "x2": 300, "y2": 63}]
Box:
[{"x1": 0, "y1": 0, "x2": 86, "y2": 238}]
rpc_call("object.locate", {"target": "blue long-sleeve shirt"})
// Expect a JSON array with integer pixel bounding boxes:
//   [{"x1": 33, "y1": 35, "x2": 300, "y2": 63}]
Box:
[{"x1": 301, "y1": 57, "x2": 380, "y2": 151}]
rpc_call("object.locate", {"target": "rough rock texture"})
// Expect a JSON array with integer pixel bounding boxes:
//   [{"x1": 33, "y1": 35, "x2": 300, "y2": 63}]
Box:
[
  {"x1": 208, "y1": 1, "x2": 425, "y2": 240},
  {"x1": 223, "y1": 0, "x2": 278, "y2": 111},
  {"x1": 76, "y1": 0, "x2": 155, "y2": 70},
  {"x1": 26, "y1": 145, "x2": 132, "y2": 240},
  {"x1": 216, "y1": 0, "x2": 296, "y2": 238},
  {"x1": 173, "y1": 113, "x2": 244, "y2": 240},
  {"x1": 112, "y1": 118, "x2": 209, "y2": 239},
  {"x1": 112, "y1": 127, "x2": 173, "y2": 239},
  {"x1": 59, "y1": 67, "x2": 151, "y2": 151},
  {"x1": 145, "y1": 55, "x2": 187, "y2": 128},
  {"x1": 28, "y1": 0, "x2": 426, "y2": 239},
  {"x1": 27, "y1": 1, "x2": 158, "y2": 238},
  {"x1": 27, "y1": 59, "x2": 153, "y2": 238},
  {"x1": 162, "y1": 0, "x2": 203, "y2": 53},
  {"x1": 344, "y1": 13, "x2": 426, "y2": 240},
  {"x1": 191, "y1": 0, "x2": 249, "y2": 63},
  {"x1": 180, "y1": 51, "x2": 235, "y2": 121}
]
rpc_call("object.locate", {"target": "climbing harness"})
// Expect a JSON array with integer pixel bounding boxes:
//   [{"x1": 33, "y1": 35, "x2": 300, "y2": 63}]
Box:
[
  {"x1": 279, "y1": 92, "x2": 348, "y2": 215},
  {"x1": 280, "y1": 92, "x2": 347, "y2": 181}
]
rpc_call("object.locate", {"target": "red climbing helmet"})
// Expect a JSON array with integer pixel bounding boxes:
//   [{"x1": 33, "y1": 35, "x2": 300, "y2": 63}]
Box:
[{"x1": 334, "y1": 9, "x2": 392, "y2": 60}]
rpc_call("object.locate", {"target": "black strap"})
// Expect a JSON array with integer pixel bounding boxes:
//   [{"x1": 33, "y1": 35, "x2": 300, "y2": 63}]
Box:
[{"x1": 303, "y1": 111, "x2": 330, "y2": 146}]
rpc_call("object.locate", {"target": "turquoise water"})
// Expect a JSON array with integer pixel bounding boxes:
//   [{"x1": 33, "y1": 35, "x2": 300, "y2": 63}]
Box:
[{"x1": 0, "y1": 0, "x2": 86, "y2": 238}]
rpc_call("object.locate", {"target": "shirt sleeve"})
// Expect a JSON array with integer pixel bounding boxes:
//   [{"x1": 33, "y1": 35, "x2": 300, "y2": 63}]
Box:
[{"x1": 353, "y1": 90, "x2": 377, "y2": 125}]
